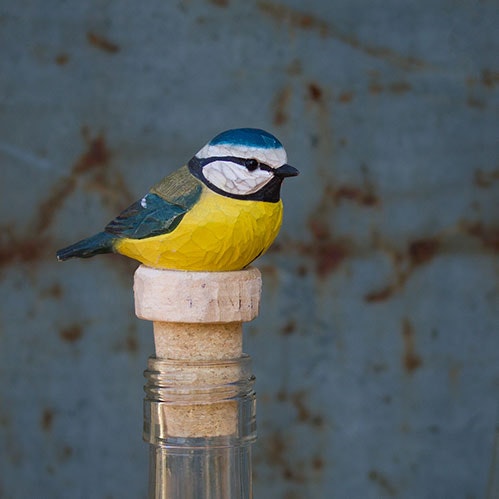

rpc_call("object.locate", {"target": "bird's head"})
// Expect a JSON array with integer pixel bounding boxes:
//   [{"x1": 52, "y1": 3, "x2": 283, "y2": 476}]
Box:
[{"x1": 188, "y1": 128, "x2": 299, "y2": 202}]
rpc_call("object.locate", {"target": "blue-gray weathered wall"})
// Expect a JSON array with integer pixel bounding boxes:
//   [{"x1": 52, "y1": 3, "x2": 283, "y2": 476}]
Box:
[{"x1": 0, "y1": 1, "x2": 498, "y2": 498}]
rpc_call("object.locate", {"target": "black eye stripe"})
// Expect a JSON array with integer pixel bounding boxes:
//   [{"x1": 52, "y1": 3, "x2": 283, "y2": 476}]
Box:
[{"x1": 196, "y1": 156, "x2": 273, "y2": 172}]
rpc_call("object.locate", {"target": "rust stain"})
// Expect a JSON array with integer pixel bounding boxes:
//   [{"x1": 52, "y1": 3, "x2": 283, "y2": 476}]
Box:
[
  {"x1": 78, "y1": 128, "x2": 134, "y2": 212},
  {"x1": 402, "y1": 318, "x2": 423, "y2": 374},
  {"x1": 369, "y1": 81, "x2": 384, "y2": 94},
  {"x1": 55, "y1": 53, "x2": 69, "y2": 66},
  {"x1": 368, "y1": 469, "x2": 397, "y2": 497},
  {"x1": 59, "y1": 323, "x2": 84, "y2": 343},
  {"x1": 282, "y1": 466, "x2": 306, "y2": 483},
  {"x1": 467, "y1": 96, "x2": 486, "y2": 109},
  {"x1": 290, "y1": 391, "x2": 324, "y2": 427},
  {"x1": 307, "y1": 82, "x2": 323, "y2": 102},
  {"x1": 308, "y1": 213, "x2": 329, "y2": 239},
  {"x1": 31, "y1": 128, "x2": 133, "y2": 265},
  {"x1": 306, "y1": 219, "x2": 350, "y2": 277},
  {"x1": 276, "y1": 389, "x2": 287, "y2": 402},
  {"x1": 265, "y1": 432, "x2": 288, "y2": 466},
  {"x1": 281, "y1": 320, "x2": 296, "y2": 335},
  {"x1": 314, "y1": 166, "x2": 381, "y2": 209},
  {"x1": 272, "y1": 86, "x2": 292, "y2": 126},
  {"x1": 126, "y1": 335, "x2": 139, "y2": 353},
  {"x1": 277, "y1": 390, "x2": 324, "y2": 427},
  {"x1": 36, "y1": 130, "x2": 111, "y2": 234},
  {"x1": 264, "y1": 431, "x2": 306, "y2": 483},
  {"x1": 337, "y1": 91, "x2": 354, "y2": 103},
  {"x1": 408, "y1": 237, "x2": 440, "y2": 266},
  {"x1": 35, "y1": 176, "x2": 78, "y2": 234},
  {"x1": 389, "y1": 81, "x2": 412, "y2": 94},
  {"x1": 314, "y1": 240, "x2": 349, "y2": 276},
  {"x1": 365, "y1": 284, "x2": 400, "y2": 303},
  {"x1": 257, "y1": 1, "x2": 429, "y2": 70},
  {"x1": 58, "y1": 445, "x2": 73, "y2": 462},
  {"x1": 312, "y1": 455, "x2": 324, "y2": 471},
  {"x1": 86, "y1": 31, "x2": 120, "y2": 54},
  {"x1": 474, "y1": 168, "x2": 499, "y2": 188},
  {"x1": 365, "y1": 236, "x2": 440, "y2": 303},
  {"x1": 41, "y1": 408, "x2": 54, "y2": 432},
  {"x1": 0, "y1": 226, "x2": 50, "y2": 270},
  {"x1": 41, "y1": 282, "x2": 63, "y2": 299},
  {"x1": 333, "y1": 185, "x2": 380, "y2": 207},
  {"x1": 482, "y1": 69, "x2": 499, "y2": 88},
  {"x1": 269, "y1": 181, "x2": 355, "y2": 277},
  {"x1": 462, "y1": 221, "x2": 499, "y2": 253},
  {"x1": 291, "y1": 391, "x2": 310, "y2": 422},
  {"x1": 113, "y1": 323, "x2": 141, "y2": 353},
  {"x1": 258, "y1": 2, "x2": 329, "y2": 35},
  {"x1": 75, "y1": 129, "x2": 111, "y2": 174}
]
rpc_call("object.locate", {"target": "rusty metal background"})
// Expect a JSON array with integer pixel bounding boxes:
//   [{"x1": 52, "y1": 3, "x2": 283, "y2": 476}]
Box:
[{"x1": 1, "y1": 1, "x2": 498, "y2": 498}]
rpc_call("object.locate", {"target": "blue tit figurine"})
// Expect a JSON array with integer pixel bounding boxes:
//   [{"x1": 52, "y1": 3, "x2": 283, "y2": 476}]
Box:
[{"x1": 56, "y1": 128, "x2": 298, "y2": 271}]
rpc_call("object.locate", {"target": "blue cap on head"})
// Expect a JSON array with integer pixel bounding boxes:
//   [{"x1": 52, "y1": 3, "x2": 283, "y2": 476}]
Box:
[{"x1": 210, "y1": 128, "x2": 283, "y2": 150}]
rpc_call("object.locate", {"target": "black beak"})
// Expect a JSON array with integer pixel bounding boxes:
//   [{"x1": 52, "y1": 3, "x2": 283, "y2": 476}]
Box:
[{"x1": 274, "y1": 164, "x2": 299, "y2": 178}]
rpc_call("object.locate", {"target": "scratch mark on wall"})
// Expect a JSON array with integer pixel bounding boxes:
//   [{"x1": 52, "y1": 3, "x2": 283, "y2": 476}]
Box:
[
  {"x1": 257, "y1": 1, "x2": 431, "y2": 70},
  {"x1": 0, "y1": 143, "x2": 53, "y2": 170}
]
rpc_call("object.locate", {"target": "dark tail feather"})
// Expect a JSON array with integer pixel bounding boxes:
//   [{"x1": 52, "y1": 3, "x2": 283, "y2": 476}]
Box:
[{"x1": 56, "y1": 232, "x2": 115, "y2": 261}]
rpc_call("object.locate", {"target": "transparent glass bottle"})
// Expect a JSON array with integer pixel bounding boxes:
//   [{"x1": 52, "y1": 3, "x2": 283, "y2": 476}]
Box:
[{"x1": 143, "y1": 355, "x2": 257, "y2": 499}]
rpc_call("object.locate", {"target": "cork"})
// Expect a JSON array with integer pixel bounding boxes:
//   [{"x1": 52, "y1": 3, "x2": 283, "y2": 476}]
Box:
[{"x1": 134, "y1": 265, "x2": 261, "y2": 438}]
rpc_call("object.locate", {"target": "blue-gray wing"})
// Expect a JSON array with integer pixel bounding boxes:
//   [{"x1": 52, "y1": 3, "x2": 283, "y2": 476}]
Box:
[{"x1": 105, "y1": 193, "x2": 186, "y2": 239}]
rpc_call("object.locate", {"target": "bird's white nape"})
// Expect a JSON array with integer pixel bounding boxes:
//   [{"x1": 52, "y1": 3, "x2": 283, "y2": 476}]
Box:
[{"x1": 203, "y1": 160, "x2": 274, "y2": 196}]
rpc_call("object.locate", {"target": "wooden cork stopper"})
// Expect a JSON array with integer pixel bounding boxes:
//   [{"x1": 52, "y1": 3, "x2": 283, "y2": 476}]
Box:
[{"x1": 134, "y1": 265, "x2": 261, "y2": 438}]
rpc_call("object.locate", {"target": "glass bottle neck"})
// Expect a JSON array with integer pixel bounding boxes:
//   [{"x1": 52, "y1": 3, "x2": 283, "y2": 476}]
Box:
[{"x1": 143, "y1": 355, "x2": 257, "y2": 499}]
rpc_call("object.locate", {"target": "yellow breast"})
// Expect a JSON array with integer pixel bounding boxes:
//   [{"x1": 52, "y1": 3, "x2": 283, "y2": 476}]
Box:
[{"x1": 115, "y1": 187, "x2": 283, "y2": 271}]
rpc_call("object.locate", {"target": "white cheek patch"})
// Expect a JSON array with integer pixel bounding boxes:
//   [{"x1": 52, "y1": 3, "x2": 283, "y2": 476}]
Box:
[{"x1": 203, "y1": 161, "x2": 273, "y2": 196}]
